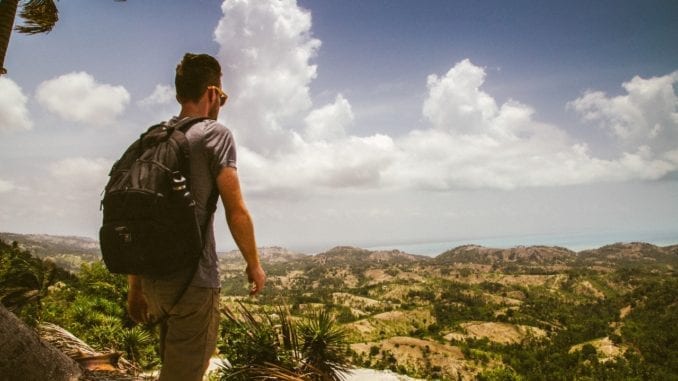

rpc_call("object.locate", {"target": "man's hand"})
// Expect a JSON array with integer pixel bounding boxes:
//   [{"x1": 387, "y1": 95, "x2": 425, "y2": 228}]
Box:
[
  {"x1": 246, "y1": 263, "x2": 266, "y2": 296},
  {"x1": 127, "y1": 276, "x2": 149, "y2": 323}
]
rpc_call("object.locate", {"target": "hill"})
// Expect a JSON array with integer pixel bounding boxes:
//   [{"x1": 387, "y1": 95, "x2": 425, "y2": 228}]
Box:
[
  {"x1": 575, "y1": 242, "x2": 678, "y2": 267},
  {"x1": 0, "y1": 232, "x2": 101, "y2": 273},
  {"x1": 312, "y1": 246, "x2": 429, "y2": 266},
  {"x1": 2, "y1": 232, "x2": 677, "y2": 379},
  {"x1": 435, "y1": 244, "x2": 575, "y2": 266},
  {"x1": 219, "y1": 246, "x2": 308, "y2": 264}
]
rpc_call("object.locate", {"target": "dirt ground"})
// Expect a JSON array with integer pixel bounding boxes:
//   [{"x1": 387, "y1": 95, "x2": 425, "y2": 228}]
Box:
[
  {"x1": 570, "y1": 337, "x2": 626, "y2": 362},
  {"x1": 352, "y1": 336, "x2": 480, "y2": 380},
  {"x1": 444, "y1": 322, "x2": 547, "y2": 344}
]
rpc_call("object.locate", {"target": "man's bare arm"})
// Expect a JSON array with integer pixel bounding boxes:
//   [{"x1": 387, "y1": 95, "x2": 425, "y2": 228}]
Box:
[
  {"x1": 216, "y1": 166, "x2": 265, "y2": 295},
  {"x1": 127, "y1": 275, "x2": 148, "y2": 323}
]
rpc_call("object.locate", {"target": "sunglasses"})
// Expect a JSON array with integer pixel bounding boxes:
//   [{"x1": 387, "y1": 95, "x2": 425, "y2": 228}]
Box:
[{"x1": 208, "y1": 86, "x2": 228, "y2": 106}]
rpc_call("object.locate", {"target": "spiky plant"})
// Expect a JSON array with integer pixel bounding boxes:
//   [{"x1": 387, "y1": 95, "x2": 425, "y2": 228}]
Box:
[
  {"x1": 297, "y1": 308, "x2": 351, "y2": 381},
  {"x1": 218, "y1": 302, "x2": 352, "y2": 380},
  {"x1": 119, "y1": 325, "x2": 153, "y2": 365}
]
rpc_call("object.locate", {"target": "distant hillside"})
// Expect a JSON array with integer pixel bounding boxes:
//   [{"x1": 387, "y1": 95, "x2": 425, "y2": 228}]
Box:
[
  {"x1": 0, "y1": 233, "x2": 100, "y2": 255},
  {"x1": 2, "y1": 231, "x2": 676, "y2": 273},
  {"x1": 220, "y1": 246, "x2": 308, "y2": 264},
  {"x1": 575, "y1": 242, "x2": 678, "y2": 267},
  {"x1": 0, "y1": 232, "x2": 101, "y2": 272},
  {"x1": 4, "y1": 231, "x2": 678, "y2": 378},
  {"x1": 433, "y1": 242, "x2": 678, "y2": 270},
  {"x1": 311, "y1": 246, "x2": 430, "y2": 266},
  {"x1": 435, "y1": 244, "x2": 575, "y2": 266},
  {"x1": 221, "y1": 246, "x2": 429, "y2": 268}
]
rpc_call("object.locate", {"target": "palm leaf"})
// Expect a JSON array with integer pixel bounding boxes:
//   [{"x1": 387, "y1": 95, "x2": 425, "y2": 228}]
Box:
[{"x1": 15, "y1": 0, "x2": 58, "y2": 35}]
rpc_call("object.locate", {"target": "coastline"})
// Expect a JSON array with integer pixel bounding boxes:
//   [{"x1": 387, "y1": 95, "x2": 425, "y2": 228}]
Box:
[{"x1": 366, "y1": 229, "x2": 678, "y2": 256}]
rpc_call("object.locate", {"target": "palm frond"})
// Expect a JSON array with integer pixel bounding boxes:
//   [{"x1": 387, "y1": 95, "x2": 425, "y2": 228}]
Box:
[{"x1": 15, "y1": 0, "x2": 58, "y2": 35}]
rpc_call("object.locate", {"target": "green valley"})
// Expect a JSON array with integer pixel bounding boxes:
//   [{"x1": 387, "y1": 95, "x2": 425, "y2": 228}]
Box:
[{"x1": 1, "y1": 233, "x2": 677, "y2": 380}]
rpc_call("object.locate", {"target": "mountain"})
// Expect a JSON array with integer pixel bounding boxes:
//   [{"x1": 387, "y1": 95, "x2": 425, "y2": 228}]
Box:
[
  {"x1": 0, "y1": 232, "x2": 101, "y2": 272},
  {"x1": 0, "y1": 232, "x2": 100, "y2": 256},
  {"x1": 435, "y1": 244, "x2": 576, "y2": 266},
  {"x1": 219, "y1": 246, "x2": 308, "y2": 264},
  {"x1": 4, "y1": 231, "x2": 678, "y2": 379},
  {"x1": 3, "y1": 231, "x2": 676, "y2": 273},
  {"x1": 311, "y1": 246, "x2": 430, "y2": 266},
  {"x1": 575, "y1": 242, "x2": 678, "y2": 267}
]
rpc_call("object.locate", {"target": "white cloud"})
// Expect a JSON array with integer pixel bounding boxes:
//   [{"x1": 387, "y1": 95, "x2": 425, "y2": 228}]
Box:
[
  {"x1": 239, "y1": 133, "x2": 397, "y2": 196},
  {"x1": 423, "y1": 59, "x2": 498, "y2": 134},
  {"x1": 138, "y1": 83, "x2": 175, "y2": 106},
  {"x1": 245, "y1": 59, "x2": 676, "y2": 193},
  {"x1": 36, "y1": 72, "x2": 130, "y2": 126},
  {"x1": 215, "y1": 0, "x2": 321, "y2": 154},
  {"x1": 0, "y1": 157, "x2": 112, "y2": 236},
  {"x1": 568, "y1": 71, "x2": 678, "y2": 153},
  {"x1": 304, "y1": 94, "x2": 353, "y2": 142},
  {"x1": 214, "y1": 1, "x2": 677, "y2": 197},
  {"x1": 0, "y1": 179, "x2": 15, "y2": 193},
  {"x1": 45, "y1": 157, "x2": 111, "y2": 220},
  {"x1": 49, "y1": 157, "x2": 111, "y2": 196},
  {"x1": 0, "y1": 77, "x2": 33, "y2": 132},
  {"x1": 390, "y1": 61, "x2": 677, "y2": 190}
]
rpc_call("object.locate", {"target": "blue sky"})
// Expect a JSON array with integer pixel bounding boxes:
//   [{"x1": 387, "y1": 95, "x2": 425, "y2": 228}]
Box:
[{"x1": 1, "y1": 0, "x2": 676, "y2": 253}]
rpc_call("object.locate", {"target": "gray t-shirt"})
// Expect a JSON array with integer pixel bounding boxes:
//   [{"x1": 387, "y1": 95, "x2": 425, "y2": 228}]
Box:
[{"x1": 168, "y1": 116, "x2": 237, "y2": 288}]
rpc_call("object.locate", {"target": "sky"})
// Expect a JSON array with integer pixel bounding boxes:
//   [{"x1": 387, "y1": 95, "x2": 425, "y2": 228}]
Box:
[{"x1": 1, "y1": 0, "x2": 677, "y2": 254}]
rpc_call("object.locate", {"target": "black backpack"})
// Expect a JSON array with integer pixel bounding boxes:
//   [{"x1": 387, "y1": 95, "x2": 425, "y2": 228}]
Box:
[{"x1": 99, "y1": 117, "x2": 211, "y2": 277}]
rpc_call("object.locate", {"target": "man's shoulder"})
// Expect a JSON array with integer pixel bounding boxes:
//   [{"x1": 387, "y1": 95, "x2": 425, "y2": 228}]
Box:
[{"x1": 178, "y1": 118, "x2": 231, "y2": 142}]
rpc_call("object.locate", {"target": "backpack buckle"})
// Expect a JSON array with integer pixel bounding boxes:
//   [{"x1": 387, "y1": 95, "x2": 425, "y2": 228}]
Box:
[{"x1": 115, "y1": 226, "x2": 132, "y2": 243}]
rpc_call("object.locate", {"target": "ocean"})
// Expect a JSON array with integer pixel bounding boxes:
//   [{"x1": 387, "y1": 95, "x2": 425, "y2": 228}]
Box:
[{"x1": 366, "y1": 229, "x2": 678, "y2": 256}]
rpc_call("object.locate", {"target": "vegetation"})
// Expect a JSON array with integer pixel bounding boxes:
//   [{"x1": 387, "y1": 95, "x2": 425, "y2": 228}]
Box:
[
  {"x1": 0, "y1": 0, "x2": 126, "y2": 75},
  {"x1": 2, "y1": 235, "x2": 677, "y2": 380},
  {"x1": 217, "y1": 303, "x2": 352, "y2": 380}
]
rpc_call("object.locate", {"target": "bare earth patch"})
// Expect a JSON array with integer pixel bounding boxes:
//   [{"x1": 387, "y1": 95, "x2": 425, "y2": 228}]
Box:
[
  {"x1": 277, "y1": 270, "x2": 305, "y2": 288},
  {"x1": 345, "y1": 309, "x2": 434, "y2": 342},
  {"x1": 482, "y1": 293, "x2": 523, "y2": 306},
  {"x1": 570, "y1": 337, "x2": 626, "y2": 362},
  {"x1": 445, "y1": 322, "x2": 547, "y2": 344},
  {"x1": 576, "y1": 280, "x2": 606, "y2": 299},
  {"x1": 380, "y1": 283, "x2": 427, "y2": 302},
  {"x1": 364, "y1": 269, "x2": 394, "y2": 284},
  {"x1": 352, "y1": 336, "x2": 481, "y2": 380},
  {"x1": 619, "y1": 305, "x2": 632, "y2": 319},
  {"x1": 332, "y1": 292, "x2": 384, "y2": 310}
]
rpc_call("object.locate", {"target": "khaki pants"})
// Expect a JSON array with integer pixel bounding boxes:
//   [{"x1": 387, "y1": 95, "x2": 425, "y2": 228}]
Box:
[{"x1": 142, "y1": 278, "x2": 220, "y2": 381}]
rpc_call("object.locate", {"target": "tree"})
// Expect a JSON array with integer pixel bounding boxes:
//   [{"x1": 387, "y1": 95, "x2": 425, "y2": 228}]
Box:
[
  {"x1": 0, "y1": 0, "x2": 124, "y2": 75},
  {"x1": 0, "y1": 303, "x2": 82, "y2": 380},
  {"x1": 0, "y1": 239, "x2": 69, "y2": 324},
  {"x1": 0, "y1": 0, "x2": 58, "y2": 74}
]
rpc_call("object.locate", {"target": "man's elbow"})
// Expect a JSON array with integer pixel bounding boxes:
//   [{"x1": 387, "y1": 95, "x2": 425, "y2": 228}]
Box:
[{"x1": 226, "y1": 205, "x2": 251, "y2": 225}]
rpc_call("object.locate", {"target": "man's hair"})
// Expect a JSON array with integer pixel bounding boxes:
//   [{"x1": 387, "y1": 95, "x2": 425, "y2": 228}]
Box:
[{"x1": 175, "y1": 53, "x2": 222, "y2": 103}]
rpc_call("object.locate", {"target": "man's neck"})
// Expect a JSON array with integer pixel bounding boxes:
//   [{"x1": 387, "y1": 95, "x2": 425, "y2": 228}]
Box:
[
  {"x1": 177, "y1": 94, "x2": 219, "y2": 120},
  {"x1": 178, "y1": 109, "x2": 207, "y2": 119},
  {"x1": 178, "y1": 101, "x2": 211, "y2": 119}
]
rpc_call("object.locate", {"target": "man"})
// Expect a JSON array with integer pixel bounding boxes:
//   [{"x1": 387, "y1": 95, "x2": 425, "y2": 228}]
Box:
[{"x1": 126, "y1": 53, "x2": 266, "y2": 381}]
